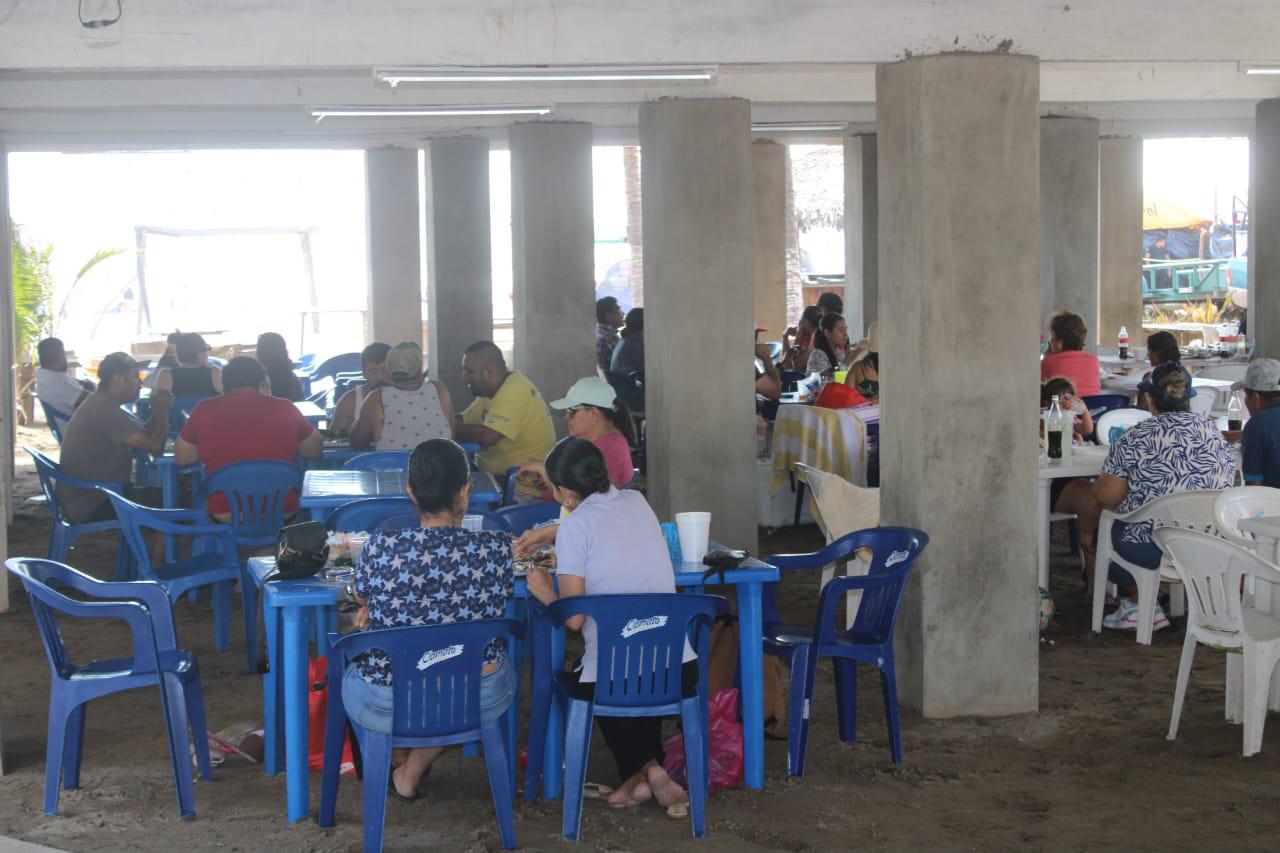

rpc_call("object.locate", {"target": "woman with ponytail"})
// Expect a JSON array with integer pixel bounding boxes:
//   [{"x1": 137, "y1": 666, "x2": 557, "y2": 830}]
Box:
[
  {"x1": 805, "y1": 312, "x2": 850, "y2": 377},
  {"x1": 517, "y1": 376, "x2": 635, "y2": 500},
  {"x1": 524, "y1": 438, "x2": 695, "y2": 811}
]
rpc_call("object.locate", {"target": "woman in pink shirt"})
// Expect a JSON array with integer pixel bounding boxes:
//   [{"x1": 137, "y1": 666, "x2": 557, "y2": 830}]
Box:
[
  {"x1": 518, "y1": 376, "x2": 636, "y2": 503},
  {"x1": 1040, "y1": 310, "x2": 1102, "y2": 397}
]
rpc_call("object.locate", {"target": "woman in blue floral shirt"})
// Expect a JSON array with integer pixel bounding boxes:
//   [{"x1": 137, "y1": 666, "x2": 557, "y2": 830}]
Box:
[
  {"x1": 1093, "y1": 363, "x2": 1234, "y2": 632},
  {"x1": 342, "y1": 438, "x2": 514, "y2": 801}
]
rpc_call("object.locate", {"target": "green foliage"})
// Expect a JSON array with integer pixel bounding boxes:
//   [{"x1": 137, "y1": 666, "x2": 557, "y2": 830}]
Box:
[{"x1": 11, "y1": 224, "x2": 54, "y2": 365}]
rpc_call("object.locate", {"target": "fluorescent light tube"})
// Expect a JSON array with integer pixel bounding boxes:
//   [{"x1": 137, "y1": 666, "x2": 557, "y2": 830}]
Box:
[
  {"x1": 751, "y1": 122, "x2": 848, "y2": 133},
  {"x1": 1240, "y1": 63, "x2": 1280, "y2": 76},
  {"x1": 310, "y1": 104, "x2": 554, "y2": 121},
  {"x1": 375, "y1": 65, "x2": 717, "y2": 85}
]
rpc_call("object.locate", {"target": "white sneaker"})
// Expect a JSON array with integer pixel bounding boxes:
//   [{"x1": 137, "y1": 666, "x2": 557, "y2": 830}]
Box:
[{"x1": 1102, "y1": 599, "x2": 1170, "y2": 632}]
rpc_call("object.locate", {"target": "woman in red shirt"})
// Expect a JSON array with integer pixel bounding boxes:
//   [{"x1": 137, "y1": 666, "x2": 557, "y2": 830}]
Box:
[{"x1": 1040, "y1": 310, "x2": 1101, "y2": 397}]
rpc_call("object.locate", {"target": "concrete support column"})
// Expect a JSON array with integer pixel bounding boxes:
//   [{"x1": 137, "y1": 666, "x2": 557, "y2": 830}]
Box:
[
  {"x1": 425, "y1": 137, "x2": 492, "y2": 408},
  {"x1": 510, "y1": 122, "x2": 596, "y2": 406},
  {"x1": 1040, "y1": 118, "x2": 1100, "y2": 338},
  {"x1": 878, "y1": 53, "x2": 1040, "y2": 717},
  {"x1": 752, "y1": 140, "x2": 788, "y2": 338},
  {"x1": 844, "y1": 133, "x2": 878, "y2": 338},
  {"x1": 1098, "y1": 137, "x2": 1144, "y2": 350},
  {"x1": 1252, "y1": 100, "x2": 1280, "y2": 358},
  {"x1": 365, "y1": 147, "x2": 423, "y2": 348},
  {"x1": 641, "y1": 98, "x2": 757, "y2": 552}
]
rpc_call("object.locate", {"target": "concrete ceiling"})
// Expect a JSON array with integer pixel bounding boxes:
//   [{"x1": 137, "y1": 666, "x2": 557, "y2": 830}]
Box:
[{"x1": 1, "y1": 1, "x2": 1278, "y2": 148}]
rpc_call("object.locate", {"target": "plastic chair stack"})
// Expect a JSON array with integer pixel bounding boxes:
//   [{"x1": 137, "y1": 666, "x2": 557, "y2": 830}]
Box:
[
  {"x1": 6, "y1": 557, "x2": 213, "y2": 818},
  {"x1": 1155, "y1": 528, "x2": 1280, "y2": 756},
  {"x1": 762, "y1": 527, "x2": 929, "y2": 775},
  {"x1": 26, "y1": 448, "x2": 133, "y2": 582},
  {"x1": 1093, "y1": 490, "x2": 1219, "y2": 644},
  {"x1": 342, "y1": 450, "x2": 412, "y2": 472},
  {"x1": 525, "y1": 592, "x2": 727, "y2": 841},
  {"x1": 101, "y1": 489, "x2": 245, "y2": 657},
  {"x1": 318, "y1": 620, "x2": 521, "y2": 851}
]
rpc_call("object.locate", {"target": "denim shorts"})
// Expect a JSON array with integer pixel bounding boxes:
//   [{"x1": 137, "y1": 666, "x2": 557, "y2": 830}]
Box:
[{"x1": 341, "y1": 656, "x2": 515, "y2": 734}]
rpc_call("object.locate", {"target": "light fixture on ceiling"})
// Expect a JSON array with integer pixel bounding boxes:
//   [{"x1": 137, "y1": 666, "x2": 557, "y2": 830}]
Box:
[
  {"x1": 751, "y1": 121, "x2": 849, "y2": 133},
  {"x1": 374, "y1": 65, "x2": 717, "y2": 86},
  {"x1": 1240, "y1": 63, "x2": 1280, "y2": 76},
  {"x1": 309, "y1": 104, "x2": 554, "y2": 121}
]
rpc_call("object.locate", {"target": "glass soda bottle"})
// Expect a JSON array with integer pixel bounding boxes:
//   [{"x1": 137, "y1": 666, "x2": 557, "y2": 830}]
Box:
[
  {"x1": 1118, "y1": 325, "x2": 1129, "y2": 360},
  {"x1": 1227, "y1": 389, "x2": 1244, "y2": 432},
  {"x1": 1047, "y1": 395, "x2": 1065, "y2": 460}
]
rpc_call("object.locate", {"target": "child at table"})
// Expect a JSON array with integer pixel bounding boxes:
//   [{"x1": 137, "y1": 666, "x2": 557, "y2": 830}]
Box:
[
  {"x1": 1040, "y1": 377, "x2": 1094, "y2": 445},
  {"x1": 1040, "y1": 377, "x2": 1097, "y2": 585}
]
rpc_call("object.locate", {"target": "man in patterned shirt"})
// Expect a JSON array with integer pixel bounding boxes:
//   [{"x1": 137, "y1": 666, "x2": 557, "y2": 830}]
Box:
[{"x1": 1091, "y1": 363, "x2": 1234, "y2": 632}]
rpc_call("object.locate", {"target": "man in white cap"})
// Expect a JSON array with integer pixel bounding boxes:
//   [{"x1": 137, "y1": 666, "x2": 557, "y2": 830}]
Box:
[
  {"x1": 1241, "y1": 358, "x2": 1280, "y2": 488},
  {"x1": 349, "y1": 341, "x2": 454, "y2": 451}
]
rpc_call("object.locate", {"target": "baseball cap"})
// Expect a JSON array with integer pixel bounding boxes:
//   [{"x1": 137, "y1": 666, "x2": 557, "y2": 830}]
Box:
[
  {"x1": 1137, "y1": 362, "x2": 1197, "y2": 405},
  {"x1": 550, "y1": 376, "x2": 617, "y2": 410},
  {"x1": 97, "y1": 351, "x2": 148, "y2": 384},
  {"x1": 1242, "y1": 358, "x2": 1280, "y2": 393},
  {"x1": 385, "y1": 342, "x2": 423, "y2": 379}
]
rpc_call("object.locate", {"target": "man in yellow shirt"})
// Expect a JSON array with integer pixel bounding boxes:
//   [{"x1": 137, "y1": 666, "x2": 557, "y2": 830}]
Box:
[{"x1": 455, "y1": 340, "x2": 556, "y2": 499}]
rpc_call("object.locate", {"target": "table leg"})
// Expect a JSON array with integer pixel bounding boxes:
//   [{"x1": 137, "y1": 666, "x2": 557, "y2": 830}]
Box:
[
  {"x1": 282, "y1": 606, "x2": 310, "y2": 823},
  {"x1": 1037, "y1": 479, "x2": 1051, "y2": 591},
  {"x1": 263, "y1": 597, "x2": 283, "y2": 777},
  {"x1": 543, "y1": 626, "x2": 565, "y2": 800},
  {"x1": 738, "y1": 582, "x2": 765, "y2": 789}
]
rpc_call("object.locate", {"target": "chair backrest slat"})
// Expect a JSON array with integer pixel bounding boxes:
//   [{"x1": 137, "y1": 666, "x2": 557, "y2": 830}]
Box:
[{"x1": 197, "y1": 460, "x2": 302, "y2": 543}]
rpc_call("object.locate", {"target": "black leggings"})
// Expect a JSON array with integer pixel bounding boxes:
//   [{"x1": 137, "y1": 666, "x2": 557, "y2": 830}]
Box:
[{"x1": 571, "y1": 660, "x2": 700, "y2": 782}]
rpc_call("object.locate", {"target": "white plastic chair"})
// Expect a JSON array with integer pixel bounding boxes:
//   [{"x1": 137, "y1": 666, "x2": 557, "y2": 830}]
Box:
[
  {"x1": 1212, "y1": 486, "x2": 1280, "y2": 553},
  {"x1": 1189, "y1": 387, "x2": 1217, "y2": 416},
  {"x1": 1196, "y1": 364, "x2": 1248, "y2": 383},
  {"x1": 1155, "y1": 527, "x2": 1280, "y2": 757},
  {"x1": 1093, "y1": 490, "x2": 1221, "y2": 644},
  {"x1": 1096, "y1": 408, "x2": 1152, "y2": 445}
]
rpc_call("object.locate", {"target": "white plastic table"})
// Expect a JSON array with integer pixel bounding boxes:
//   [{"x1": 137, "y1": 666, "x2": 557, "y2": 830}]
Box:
[{"x1": 1037, "y1": 445, "x2": 1108, "y2": 590}]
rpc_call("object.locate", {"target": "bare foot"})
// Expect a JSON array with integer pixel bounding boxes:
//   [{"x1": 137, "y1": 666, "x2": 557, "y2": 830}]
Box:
[
  {"x1": 605, "y1": 770, "x2": 653, "y2": 807},
  {"x1": 391, "y1": 765, "x2": 417, "y2": 799},
  {"x1": 644, "y1": 762, "x2": 687, "y2": 808}
]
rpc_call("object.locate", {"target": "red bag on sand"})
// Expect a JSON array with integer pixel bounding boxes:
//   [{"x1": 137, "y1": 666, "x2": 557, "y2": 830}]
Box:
[
  {"x1": 307, "y1": 656, "x2": 355, "y2": 775},
  {"x1": 814, "y1": 382, "x2": 868, "y2": 410},
  {"x1": 661, "y1": 688, "x2": 744, "y2": 794}
]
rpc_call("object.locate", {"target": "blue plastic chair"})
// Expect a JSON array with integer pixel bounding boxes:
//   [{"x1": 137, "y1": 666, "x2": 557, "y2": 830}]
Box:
[
  {"x1": 325, "y1": 496, "x2": 415, "y2": 531},
  {"x1": 373, "y1": 509, "x2": 420, "y2": 530},
  {"x1": 501, "y1": 467, "x2": 521, "y2": 506},
  {"x1": 169, "y1": 393, "x2": 213, "y2": 437},
  {"x1": 6, "y1": 557, "x2": 212, "y2": 818},
  {"x1": 482, "y1": 502, "x2": 560, "y2": 536},
  {"x1": 1081, "y1": 393, "x2": 1131, "y2": 422},
  {"x1": 527, "y1": 593, "x2": 727, "y2": 840},
  {"x1": 318, "y1": 620, "x2": 521, "y2": 851},
  {"x1": 195, "y1": 459, "x2": 303, "y2": 663},
  {"x1": 100, "y1": 489, "x2": 243, "y2": 659},
  {"x1": 311, "y1": 353, "x2": 362, "y2": 383},
  {"x1": 40, "y1": 399, "x2": 73, "y2": 444},
  {"x1": 342, "y1": 450, "x2": 411, "y2": 472},
  {"x1": 26, "y1": 448, "x2": 133, "y2": 582},
  {"x1": 294, "y1": 353, "x2": 320, "y2": 375},
  {"x1": 762, "y1": 527, "x2": 929, "y2": 775},
  {"x1": 779, "y1": 369, "x2": 807, "y2": 393}
]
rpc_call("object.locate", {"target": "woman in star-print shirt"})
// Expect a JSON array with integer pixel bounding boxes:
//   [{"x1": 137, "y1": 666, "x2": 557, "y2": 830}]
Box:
[{"x1": 341, "y1": 438, "x2": 514, "y2": 801}]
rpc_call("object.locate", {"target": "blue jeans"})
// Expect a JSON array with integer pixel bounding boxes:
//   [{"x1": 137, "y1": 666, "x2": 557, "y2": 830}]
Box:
[
  {"x1": 1108, "y1": 520, "x2": 1163, "y2": 590},
  {"x1": 341, "y1": 657, "x2": 515, "y2": 734}
]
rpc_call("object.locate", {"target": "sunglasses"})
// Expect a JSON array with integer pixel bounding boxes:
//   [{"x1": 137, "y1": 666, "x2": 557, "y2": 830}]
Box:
[{"x1": 564, "y1": 406, "x2": 583, "y2": 417}]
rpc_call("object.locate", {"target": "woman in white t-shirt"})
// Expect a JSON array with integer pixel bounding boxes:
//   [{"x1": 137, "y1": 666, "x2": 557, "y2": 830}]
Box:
[{"x1": 525, "y1": 438, "x2": 695, "y2": 812}]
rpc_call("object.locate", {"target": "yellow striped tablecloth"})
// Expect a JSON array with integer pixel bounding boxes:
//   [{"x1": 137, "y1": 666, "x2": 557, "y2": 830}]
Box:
[{"x1": 769, "y1": 403, "x2": 875, "y2": 494}]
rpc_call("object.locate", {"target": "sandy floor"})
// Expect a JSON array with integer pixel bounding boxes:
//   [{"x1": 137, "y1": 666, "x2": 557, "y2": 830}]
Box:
[{"x1": 2, "y1": 428, "x2": 1280, "y2": 851}]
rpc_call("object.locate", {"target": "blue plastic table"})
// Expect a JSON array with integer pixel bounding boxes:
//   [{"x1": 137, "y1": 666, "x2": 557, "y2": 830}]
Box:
[
  {"x1": 246, "y1": 548, "x2": 778, "y2": 823},
  {"x1": 299, "y1": 469, "x2": 501, "y2": 520}
]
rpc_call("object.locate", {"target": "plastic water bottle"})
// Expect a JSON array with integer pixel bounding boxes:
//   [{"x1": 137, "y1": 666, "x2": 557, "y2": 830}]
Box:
[
  {"x1": 1118, "y1": 325, "x2": 1129, "y2": 360},
  {"x1": 1046, "y1": 395, "x2": 1065, "y2": 460},
  {"x1": 1228, "y1": 390, "x2": 1244, "y2": 432}
]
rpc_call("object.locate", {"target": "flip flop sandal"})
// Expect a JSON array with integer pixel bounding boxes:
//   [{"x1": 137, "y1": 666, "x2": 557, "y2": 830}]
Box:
[
  {"x1": 581, "y1": 782, "x2": 614, "y2": 802},
  {"x1": 666, "y1": 801, "x2": 690, "y2": 819},
  {"x1": 387, "y1": 774, "x2": 422, "y2": 803}
]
